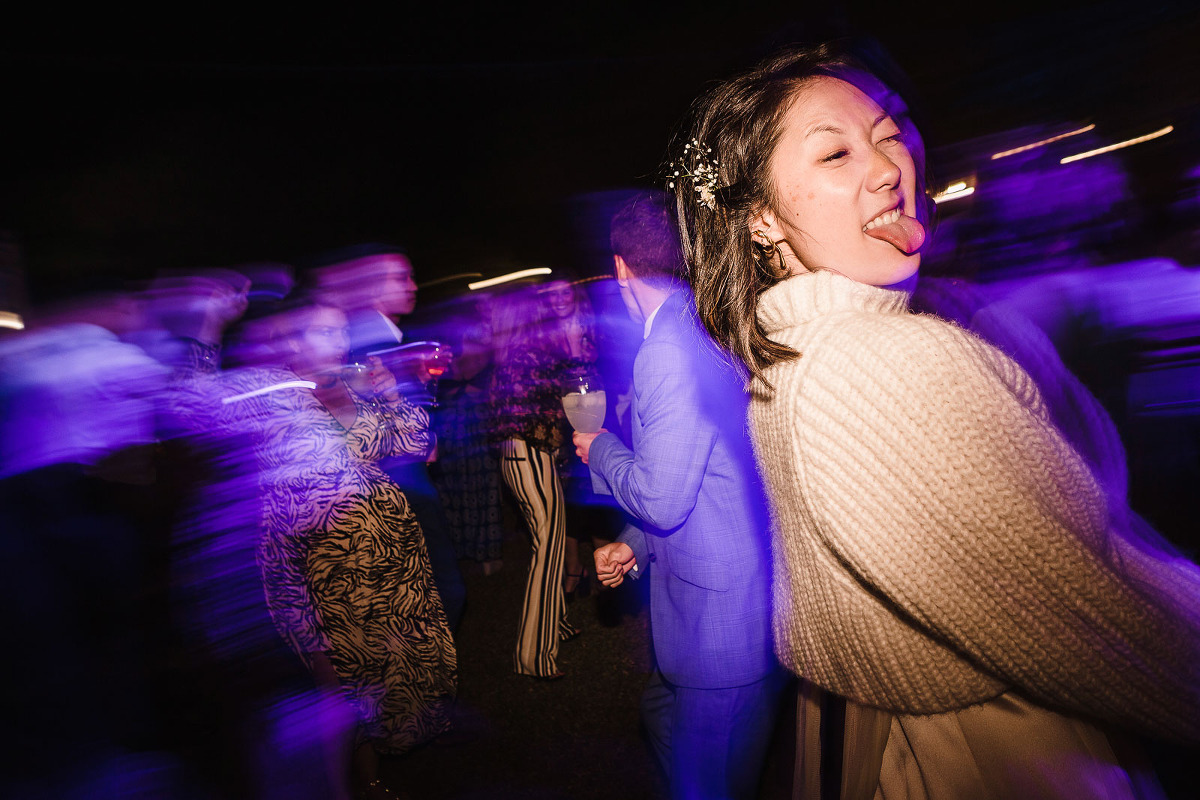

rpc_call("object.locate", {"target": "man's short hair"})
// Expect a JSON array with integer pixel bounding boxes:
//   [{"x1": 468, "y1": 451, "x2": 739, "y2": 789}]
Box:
[
  {"x1": 307, "y1": 242, "x2": 407, "y2": 270},
  {"x1": 610, "y1": 192, "x2": 685, "y2": 288}
]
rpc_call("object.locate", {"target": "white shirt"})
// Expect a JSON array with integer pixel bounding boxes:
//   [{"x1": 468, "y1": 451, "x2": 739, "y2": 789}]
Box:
[{"x1": 642, "y1": 298, "x2": 669, "y2": 340}]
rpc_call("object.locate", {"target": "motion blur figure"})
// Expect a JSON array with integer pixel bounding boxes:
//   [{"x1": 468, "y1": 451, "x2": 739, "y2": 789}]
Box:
[
  {"x1": 428, "y1": 293, "x2": 506, "y2": 574},
  {"x1": 138, "y1": 268, "x2": 251, "y2": 370},
  {"x1": 538, "y1": 276, "x2": 616, "y2": 601},
  {"x1": 573, "y1": 193, "x2": 782, "y2": 799},
  {"x1": 150, "y1": 270, "x2": 337, "y2": 800},
  {"x1": 488, "y1": 282, "x2": 582, "y2": 679},
  {"x1": 314, "y1": 244, "x2": 466, "y2": 632},
  {"x1": 0, "y1": 291, "x2": 172, "y2": 797},
  {"x1": 941, "y1": 139, "x2": 1200, "y2": 553},
  {"x1": 178, "y1": 299, "x2": 457, "y2": 799},
  {"x1": 677, "y1": 44, "x2": 1200, "y2": 798}
]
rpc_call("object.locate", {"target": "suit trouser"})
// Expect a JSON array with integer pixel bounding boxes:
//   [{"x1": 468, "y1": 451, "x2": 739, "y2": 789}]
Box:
[
  {"x1": 642, "y1": 667, "x2": 787, "y2": 800},
  {"x1": 499, "y1": 439, "x2": 572, "y2": 676}
]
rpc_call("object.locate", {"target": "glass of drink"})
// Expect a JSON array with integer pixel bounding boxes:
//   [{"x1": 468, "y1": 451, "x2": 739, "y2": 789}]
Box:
[
  {"x1": 561, "y1": 374, "x2": 606, "y2": 433},
  {"x1": 423, "y1": 342, "x2": 450, "y2": 408}
]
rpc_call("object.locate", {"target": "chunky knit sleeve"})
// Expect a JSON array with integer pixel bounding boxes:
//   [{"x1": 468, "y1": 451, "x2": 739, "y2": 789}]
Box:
[{"x1": 761, "y1": 309, "x2": 1200, "y2": 743}]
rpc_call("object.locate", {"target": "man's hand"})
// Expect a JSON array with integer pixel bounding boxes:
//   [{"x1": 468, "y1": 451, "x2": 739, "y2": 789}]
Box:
[
  {"x1": 572, "y1": 429, "x2": 607, "y2": 465},
  {"x1": 593, "y1": 542, "x2": 636, "y2": 588}
]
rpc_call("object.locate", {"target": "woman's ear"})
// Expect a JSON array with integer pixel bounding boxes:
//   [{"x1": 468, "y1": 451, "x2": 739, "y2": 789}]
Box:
[
  {"x1": 746, "y1": 206, "x2": 780, "y2": 243},
  {"x1": 748, "y1": 205, "x2": 801, "y2": 276}
]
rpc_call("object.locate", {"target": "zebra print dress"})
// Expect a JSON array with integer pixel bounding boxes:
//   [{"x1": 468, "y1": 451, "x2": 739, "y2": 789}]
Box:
[{"x1": 227, "y1": 366, "x2": 458, "y2": 754}]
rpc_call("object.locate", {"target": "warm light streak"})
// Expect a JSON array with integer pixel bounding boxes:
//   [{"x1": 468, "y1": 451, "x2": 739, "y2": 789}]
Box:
[
  {"x1": 931, "y1": 180, "x2": 976, "y2": 205},
  {"x1": 990, "y1": 124, "x2": 1095, "y2": 159},
  {"x1": 0, "y1": 311, "x2": 24, "y2": 330},
  {"x1": 223, "y1": 380, "x2": 318, "y2": 404},
  {"x1": 468, "y1": 268, "x2": 552, "y2": 290},
  {"x1": 1060, "y1": 126, "x2": 1174, "y2": 164}
]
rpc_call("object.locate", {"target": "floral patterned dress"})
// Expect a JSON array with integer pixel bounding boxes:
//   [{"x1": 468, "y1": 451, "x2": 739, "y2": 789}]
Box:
[{"x1": 223, "y1": 366, "x2": 457, "y2": 753}]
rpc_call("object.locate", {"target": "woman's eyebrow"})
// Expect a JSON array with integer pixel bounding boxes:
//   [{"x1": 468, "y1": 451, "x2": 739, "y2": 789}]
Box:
[{"x1": 804, "y1": 124, "x2": 844, "y2": 139}]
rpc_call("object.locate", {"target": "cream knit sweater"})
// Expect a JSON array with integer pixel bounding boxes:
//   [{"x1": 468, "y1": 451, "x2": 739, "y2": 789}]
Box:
[{"x1": 753, "y1": 269, "x2": 1200, "y2": 743}]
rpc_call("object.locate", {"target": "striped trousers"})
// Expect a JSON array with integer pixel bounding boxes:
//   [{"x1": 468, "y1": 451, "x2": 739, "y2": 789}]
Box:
[{"x1": 500, "y1": 439, "x2": 574, "y2": 677}]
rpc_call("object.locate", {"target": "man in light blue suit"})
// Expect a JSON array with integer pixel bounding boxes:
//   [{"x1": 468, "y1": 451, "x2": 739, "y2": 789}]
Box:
[{"x1": 574, "y1": 193, "x2": 783, "y2": 799}]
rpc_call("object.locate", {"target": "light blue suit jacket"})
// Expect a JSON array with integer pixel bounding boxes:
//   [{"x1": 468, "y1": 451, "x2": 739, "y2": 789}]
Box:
[{"x1": 589, "y1": 291, "x2": 775, "y2": 689}]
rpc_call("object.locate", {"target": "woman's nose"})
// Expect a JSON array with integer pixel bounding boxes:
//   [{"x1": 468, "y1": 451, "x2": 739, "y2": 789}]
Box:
[{"x1": 871, "y1": 148, "x2": 902, "y2": 192}]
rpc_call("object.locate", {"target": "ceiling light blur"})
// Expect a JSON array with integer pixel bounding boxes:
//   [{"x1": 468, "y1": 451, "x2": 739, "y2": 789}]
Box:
[
  {"x1": 991, "y1": 124, "x2": 1095, "y2": 159},
  {"x1": 468, "y1": 268, "x2": 553, "y2": 290},
  {"x1": 1060, "y1": 126, "x2": 1174, "y2": 164},
  {"x1": 931, "y1": 180, "x2": 976, "y2": 205}
]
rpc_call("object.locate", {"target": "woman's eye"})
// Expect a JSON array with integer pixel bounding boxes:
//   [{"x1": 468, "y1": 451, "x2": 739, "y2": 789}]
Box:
[{"x1": 821, "y1": 149, "x2": 849, "y2": 163}]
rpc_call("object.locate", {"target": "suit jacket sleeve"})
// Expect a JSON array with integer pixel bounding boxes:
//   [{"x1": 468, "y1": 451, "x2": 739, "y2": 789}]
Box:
[
  {"x1": 616, "y1": 522, "x2": 648, "y2": 579},
  {"x1": 588, "y1": 336, "x2": 716, "y2": 531}
]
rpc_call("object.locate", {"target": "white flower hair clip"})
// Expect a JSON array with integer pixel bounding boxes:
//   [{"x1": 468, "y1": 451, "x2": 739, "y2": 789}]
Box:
[{"x1": 669, "y1": 139, "x2": 721, "y2": 211}]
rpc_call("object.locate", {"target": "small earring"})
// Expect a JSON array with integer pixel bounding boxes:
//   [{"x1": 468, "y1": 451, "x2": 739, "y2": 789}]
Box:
[
  {"x1": 752, "y1": 229, "x2": 777, "y2": 257},
  {"x1": 752, "y1": 229, "x2": 789, "y2": 278}
]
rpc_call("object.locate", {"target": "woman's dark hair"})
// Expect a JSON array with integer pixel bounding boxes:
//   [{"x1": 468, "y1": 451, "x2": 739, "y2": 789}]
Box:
[{"x1": 672, "y1": 43, "x2": 930, "y2": 387}]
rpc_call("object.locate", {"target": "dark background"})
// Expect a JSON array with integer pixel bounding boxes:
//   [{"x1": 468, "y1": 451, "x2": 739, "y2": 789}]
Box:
[{"x1": 3, "y1": 1, "x2": 1197, "y2": 302}]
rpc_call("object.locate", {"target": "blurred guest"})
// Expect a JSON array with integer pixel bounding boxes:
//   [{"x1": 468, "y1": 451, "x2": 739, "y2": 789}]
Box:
[
  {"x1": 193, "y1": 299, "x2": 457, "y2": 799},
  {"x1": 430, "y1": 294, "x2": 506, "y2": 575},
  {"x1": 573, "y1": 193, "x2": 782, "y2": 799},
  {"x1": 221, "y1": 261, "x2": 297, "y2": 369},
  {"x1": 314, "y1": 243, "x2": 466, "y2": 632},
  {"x1": 679, "y1": 44, "x2": 1200, "y2": 797},
  {"x1": 539, "y1": 276, "x2": 616, "y2": 600},
  {"x1": 0, "y1": 290, "x2": 173, "y2": 796},
  {"x1": 149, "y1": 270, "x2": 334, "y2": 799},
  {"x1": 488, "y1": 282, "x2": 580, "y2": 679},
  {"x1": 138, "y1": 268, "x2": 250, "y2": 371}
]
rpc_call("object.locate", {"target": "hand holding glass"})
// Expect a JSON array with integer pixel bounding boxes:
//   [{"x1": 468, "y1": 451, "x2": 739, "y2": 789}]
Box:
[{"x1": 562, "y1": 375, "x2": 606, "y2": 434}]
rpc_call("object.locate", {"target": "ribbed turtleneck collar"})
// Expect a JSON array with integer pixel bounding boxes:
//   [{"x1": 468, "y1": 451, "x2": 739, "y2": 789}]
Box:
[{"x1": 757, "y1": 270, "x2": 912, "y2": 335}]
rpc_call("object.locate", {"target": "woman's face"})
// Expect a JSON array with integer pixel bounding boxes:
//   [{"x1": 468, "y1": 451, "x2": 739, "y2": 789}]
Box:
[
  {"x1": 294, "y1": 307, "x2": 350, "y2": 372},
  {"x1": 543, "y1": 281, "x2": 577, "y2": 319},
  {"x1": 753, "y1": 76, "x2": 925, "y2": 287}
]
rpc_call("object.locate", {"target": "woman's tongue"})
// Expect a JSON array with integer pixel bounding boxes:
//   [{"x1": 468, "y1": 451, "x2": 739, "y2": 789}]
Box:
[{"x1": 864, "y1": 214, "x2": 926, "y2": 255}]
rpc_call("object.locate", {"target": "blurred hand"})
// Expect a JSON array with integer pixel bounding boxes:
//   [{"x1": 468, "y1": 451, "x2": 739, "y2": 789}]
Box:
[
  {"x1": 367, "y1": 356, "x2": 401, "y2": 403},
  {"x1": 572, "y1": 429, "x2": 607, "y2": 465},
  {"x1": 593, "y1": 542, "x2": 636, "y2": 588}
]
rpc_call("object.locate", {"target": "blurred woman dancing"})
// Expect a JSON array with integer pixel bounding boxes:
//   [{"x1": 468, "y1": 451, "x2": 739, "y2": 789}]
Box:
[
  {"x1": 202, "y1": 300, "x2": 456, "y2": 799},
  {"x1": 489, "y1": 283, "x2": 584, "y2": 679}
]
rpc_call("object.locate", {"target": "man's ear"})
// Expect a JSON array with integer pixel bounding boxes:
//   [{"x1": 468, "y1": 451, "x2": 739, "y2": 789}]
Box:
[{"x1": 613, "y1": 254, "x2": 631, "y2": 287}]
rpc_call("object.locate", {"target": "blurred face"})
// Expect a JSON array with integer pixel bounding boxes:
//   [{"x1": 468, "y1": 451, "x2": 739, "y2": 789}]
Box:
[
  {"x1": 294, "y1": 307, "x2": 350, "y2": 373},
  {"x1": 211, "y1": 278, "x2": 250, "y2": 325},
  {"x1": 376, "y1": 255, "x2": 418, "y2": 316},
  {"x1": 753, "y1": 77, "x2": 925, "y2": 286},
  {"x1": 543, "y1": 281, "x2": 576, "y2": 319},
  {"x1": 321, "y1": 253, "x2": 417, "y2": 316}
]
